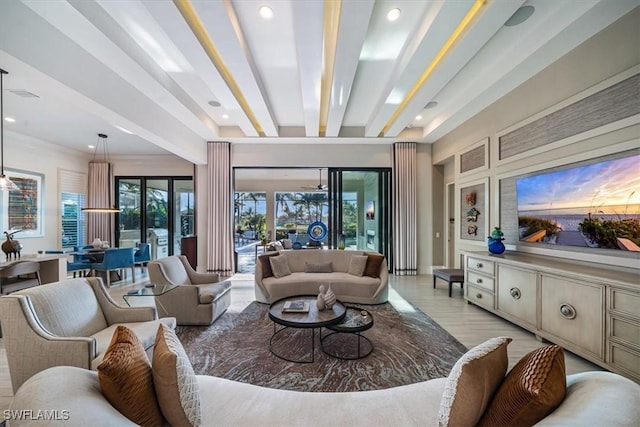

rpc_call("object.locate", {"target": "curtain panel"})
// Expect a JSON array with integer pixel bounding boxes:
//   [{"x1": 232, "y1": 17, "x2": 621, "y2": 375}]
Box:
[
  {"x1": 86, "y1": 161, "x2": 114, "y2": 245},
  {"x1": 393, "y1": 142, "x2": 417, "y2": 276},
  {"x1": 207, "y1": 142, "x2": 234, "y2": 275}
]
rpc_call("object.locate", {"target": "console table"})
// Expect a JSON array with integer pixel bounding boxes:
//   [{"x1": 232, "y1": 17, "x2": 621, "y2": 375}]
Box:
[
  {"x1": 463, "y1": 251, "x2": 639, "y2": 383},
  {"x1": 0, "y1": 254, "x2": 67, "y2": 284}
]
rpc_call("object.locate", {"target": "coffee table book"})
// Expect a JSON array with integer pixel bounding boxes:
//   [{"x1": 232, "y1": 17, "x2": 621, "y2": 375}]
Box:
[{"x1": 282, "y1": 300, "x2": 309, "y2": 313}]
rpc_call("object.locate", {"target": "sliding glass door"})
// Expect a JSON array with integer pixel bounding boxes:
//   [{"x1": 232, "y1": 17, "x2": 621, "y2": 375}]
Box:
[
  {"x1": 116, "y1": 176, "x2": 193, "y2": 260},
  {"x1": 328, "y1": 168, "x2": 391, "y2": 266}
]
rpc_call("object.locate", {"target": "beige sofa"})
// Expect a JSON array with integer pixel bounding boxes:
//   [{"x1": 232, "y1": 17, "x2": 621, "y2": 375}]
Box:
[
  {"x1": 0, "y1": 277, "x2": 175, "y2": 392},
  {"x1": 9, "y1": 366, "x2": 640, "y2": 426},
  {"x1": 148, "y1": 255, "x2": 232, "y2": 325},
  {"x1": 254, "y1": 249, "x2": 388, "y2": 304}
]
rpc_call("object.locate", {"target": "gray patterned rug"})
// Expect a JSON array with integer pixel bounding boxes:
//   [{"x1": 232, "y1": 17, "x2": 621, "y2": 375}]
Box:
[{"x1": 176, "y1": 300, "x2": 467, "y2": 392}]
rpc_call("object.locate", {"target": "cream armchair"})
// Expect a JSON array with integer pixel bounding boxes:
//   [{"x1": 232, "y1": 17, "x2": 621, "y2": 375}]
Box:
[
  {"x1": 0, "y1": 277, "x2": 176, "y2": 392},
  {"x1": 147, "y1": 255, "x2": 232, "y2": 326}
]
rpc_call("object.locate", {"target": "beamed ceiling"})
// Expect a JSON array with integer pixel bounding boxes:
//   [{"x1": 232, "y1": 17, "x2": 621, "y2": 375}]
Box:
[{"x1": 0, "y1": 0, "x2": 638, "y2": 163}]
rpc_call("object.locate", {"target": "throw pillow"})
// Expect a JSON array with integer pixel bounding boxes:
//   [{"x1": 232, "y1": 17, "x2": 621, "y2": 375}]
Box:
[
  {"x1": 348, "y1": 255, "x2": 368, "y2": 276},
  {"x1": 97, "y1": 325, "x2": 164, "y2": 426},
  {"x1": 153, "y1": 323, "x2": 202, "y2": 427},
  {"x1": 282, "y1": 239, "x2": 293, "y2": 249},
  {"x1": 258, "y1": 252, "x2": 279, "y2": 278},
  {"x1": 363, "y1": 253, "x2": 385, "y2": 278},
  {"x1": 305, "y1": 261, "x2": 333, "y2": 273},
  {"x1": 478, "y1": 345, "x2": 566, "y2": 427},
  {"x1": 438, "y1": 336, "x2": 512, "y2": 427},
  {"x1": 270, "y1": 255, "x2": 292, "y2": 278}
]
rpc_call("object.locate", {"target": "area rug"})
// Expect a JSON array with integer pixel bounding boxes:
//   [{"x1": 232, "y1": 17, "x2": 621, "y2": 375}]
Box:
[{"x1": 176, "y1": 300, "x2": 467, "y2": 392}]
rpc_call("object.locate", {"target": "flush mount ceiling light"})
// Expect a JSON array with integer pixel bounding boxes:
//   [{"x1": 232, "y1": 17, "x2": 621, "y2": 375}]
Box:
[
  {"x1": 387, "y1": 8, "x2": 401, "y2": 22},
  {"x1": 82, "y1": 133, "x2": 120, "y2": 213},
  {"x1": 0, "y1": 68, "x2": 19, "y2": 192},
  {"x1": 259, "y1": 6, "x2": 274, "y2": 19},
  {"x1": 505, "y1": 5, "x2": 534, "y2": 27}
]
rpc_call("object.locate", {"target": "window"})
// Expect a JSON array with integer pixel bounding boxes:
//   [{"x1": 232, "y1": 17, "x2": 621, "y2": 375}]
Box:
[
  {"x1": 61, "y1": 192, "x2": 85, "y2": 249},
  {"x1": 234, "y1": 192, "x2": 267, "y2": 243},
  {"x1": 274, "y1": 192, "x2": 328, "y2": 241}
]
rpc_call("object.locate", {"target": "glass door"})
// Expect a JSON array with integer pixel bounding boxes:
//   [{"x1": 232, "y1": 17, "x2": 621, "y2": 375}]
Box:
[{"x1": 328, "y1": 168, "x2": 391, "y2": 266}]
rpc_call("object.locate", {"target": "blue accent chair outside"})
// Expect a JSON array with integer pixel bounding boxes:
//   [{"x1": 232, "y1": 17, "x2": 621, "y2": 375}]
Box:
[
  {"x1": 134, "y1": 243, "x2": 151, "y2": 273},
  {"x1": 90, "y1": 248, "x2": 135, "y2": 287}
]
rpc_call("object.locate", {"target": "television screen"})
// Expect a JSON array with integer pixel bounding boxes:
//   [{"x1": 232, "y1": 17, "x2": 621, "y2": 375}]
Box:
[{"x1": 515, "y1": 153, "x2": 639, "y2": 252}]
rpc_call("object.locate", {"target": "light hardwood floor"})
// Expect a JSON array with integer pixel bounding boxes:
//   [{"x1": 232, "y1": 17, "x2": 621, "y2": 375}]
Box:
[{"x1": 0, "y1": 271, "x2": 601, "y2": 410}]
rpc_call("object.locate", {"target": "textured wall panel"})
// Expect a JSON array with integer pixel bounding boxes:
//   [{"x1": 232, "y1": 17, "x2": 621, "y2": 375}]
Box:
[
  {"x1": 499, "y1": 74, "x2": 640, "y2": 160},
  {"x1": 460, "y1": 144, "x2": 486, "y2": 173}
]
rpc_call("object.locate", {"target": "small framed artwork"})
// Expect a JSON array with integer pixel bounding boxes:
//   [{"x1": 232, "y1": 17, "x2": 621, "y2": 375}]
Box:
[
  {"x1": 365, "y1": 200, "x2": 375, "y2": 220},
  {"x1": 1, "y1": 168, "x2": 45, "y2": 238}
]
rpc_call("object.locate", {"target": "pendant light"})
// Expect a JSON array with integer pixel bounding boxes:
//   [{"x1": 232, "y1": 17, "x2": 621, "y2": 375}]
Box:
[
  {"x1": 0, "y1": 68, "x2": 19, "y2": 192},
  {"x1": 82, "y1": 133, "x2": 120, "y2": 213}
]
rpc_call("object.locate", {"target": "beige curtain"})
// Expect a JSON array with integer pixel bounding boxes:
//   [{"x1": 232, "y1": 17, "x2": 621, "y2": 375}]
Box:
[
  {"x1": 393, "y1": 142, "x2": 417, "y2": 276},
  {"x1": 86, "y1": 161, "x2": 114, "y2": 245},
  {"x1": 207, "y1": 142, "x2": 234, "y2": 275}
]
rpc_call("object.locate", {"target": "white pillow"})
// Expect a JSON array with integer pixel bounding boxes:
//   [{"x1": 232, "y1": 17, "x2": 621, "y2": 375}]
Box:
[{"x1": 269, "y1": 255, "x2": 292, "y2": 278}]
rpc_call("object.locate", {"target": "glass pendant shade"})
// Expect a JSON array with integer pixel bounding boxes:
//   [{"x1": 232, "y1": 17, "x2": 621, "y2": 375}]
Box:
[{"x1": 0, "y1": 174, "x2": 19, "y2": 191}]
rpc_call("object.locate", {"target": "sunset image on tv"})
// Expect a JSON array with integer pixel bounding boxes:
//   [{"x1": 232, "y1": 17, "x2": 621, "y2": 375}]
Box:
[{"x1": 516, "y1": 154, "x2": 640, "y2": 251}]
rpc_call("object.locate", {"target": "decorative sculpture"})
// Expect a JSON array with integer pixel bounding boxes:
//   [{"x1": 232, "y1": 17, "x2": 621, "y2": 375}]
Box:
[
  {"x1": 324, "y1": 285, "x2": 336, "y2": 309},
  {"x1": 487, "y1": 227, "x2": 506, "y2": 254},
  {"x1": 316, "y1": 285, "x2": 326, "y2": 310},
  {"x1": 2, "y1": 230, "x2": 23, "y2": 260}
]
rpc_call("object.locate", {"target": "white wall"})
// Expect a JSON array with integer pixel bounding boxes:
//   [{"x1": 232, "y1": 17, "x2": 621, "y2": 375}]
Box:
[
  {"x1": 430, "y1": 9, "x2": 640, "y2": 269},
  {"x1": 3, "y1": 131, "x2": 90, "y2": 254}
]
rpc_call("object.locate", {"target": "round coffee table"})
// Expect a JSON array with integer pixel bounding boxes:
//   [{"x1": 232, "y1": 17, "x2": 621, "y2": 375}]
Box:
[
  {"x1": 320, "y1": 306, "x2": 374, "y2": 360},
  {"x1": 269, "y1": 295, "x2": 346, "y2": 363}
]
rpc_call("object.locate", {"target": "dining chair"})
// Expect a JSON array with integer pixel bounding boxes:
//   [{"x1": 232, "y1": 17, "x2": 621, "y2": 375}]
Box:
[
  {"x1": 90, "y1": 248, "x2": 135, "y2": 287},
  {"x1": 134, "y1": 243, "x2": 151, "y2": 273}
]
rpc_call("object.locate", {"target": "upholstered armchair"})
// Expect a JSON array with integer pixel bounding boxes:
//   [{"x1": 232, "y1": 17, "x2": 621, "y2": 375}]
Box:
[
  {"x1": 0, "y1": 277, "x2": 175, "y2": 392},
  {"x1": 147, "y1": 255, "x2": 231, "y2": 326}
]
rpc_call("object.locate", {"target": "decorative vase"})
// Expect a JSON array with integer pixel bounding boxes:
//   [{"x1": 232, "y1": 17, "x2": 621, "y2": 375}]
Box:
[
  {"x1": 338, "y1": 234, "x2": 346, "y2": 250},
  {"x1": 92, "y1": 238, "x2": 102, "y2": 249},
  {"x1": 324, "y1": 285, "x2": 336, "y2": 309},
  {"x1": 317, "y1": 285, "x2": 326, "y2": 311},
  {"x1": 487, "y1": 227, "x2": 505, "y2": 254}
]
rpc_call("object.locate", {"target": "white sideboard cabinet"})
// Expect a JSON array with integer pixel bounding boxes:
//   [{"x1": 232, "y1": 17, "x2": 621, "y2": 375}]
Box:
[{"x1": 462, "y1": 251, "x2": 639, "y2": 382}]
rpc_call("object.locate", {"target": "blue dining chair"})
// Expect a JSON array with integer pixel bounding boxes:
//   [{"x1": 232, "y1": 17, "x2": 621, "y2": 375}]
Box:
[
  {"x1": 134, "y1": 243, "x2": 151, "y2": 273},
  {"x1": 46, "y1": 250, "x2": 91, "y2": 278},
  {"x1": 90, "y1": 248, "x2": 135, "y2": 287}
]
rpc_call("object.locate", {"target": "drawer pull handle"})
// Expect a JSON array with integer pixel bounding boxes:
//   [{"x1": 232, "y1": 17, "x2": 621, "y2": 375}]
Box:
[
  {"x1": 559, "y1": 304, "x2": 577, "y2": 320},
  {"x1": 476, "y1": 293, "x2": 482, "y2": 299},
  {"x1": 476, "y1": 278, "x2": 483, "y2": 284},
  {"x1": 476, "y1": 263, "x2": 483, "y2": 268},
  {"x1": 510, "y1": 287, "x2": 521, "y2": 300}
]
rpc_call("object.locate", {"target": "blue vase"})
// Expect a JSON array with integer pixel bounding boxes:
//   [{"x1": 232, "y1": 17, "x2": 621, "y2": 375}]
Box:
[{"x1": 487, "y1": 237, "x2": 505, "y2": 254}]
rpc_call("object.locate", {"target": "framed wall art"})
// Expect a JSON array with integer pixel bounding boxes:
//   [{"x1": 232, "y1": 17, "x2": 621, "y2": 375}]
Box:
[
  {"x1": 1, "y1": 168, "x2": 44, "y2": 238},
  {"x1": 459, "y1": 178, "x2": 488, "y2": 242}
]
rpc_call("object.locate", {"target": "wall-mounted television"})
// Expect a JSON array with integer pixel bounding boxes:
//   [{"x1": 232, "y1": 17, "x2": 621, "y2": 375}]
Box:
[{"x1": 515, "y1": 152, "x2": 639, "y2": 252}]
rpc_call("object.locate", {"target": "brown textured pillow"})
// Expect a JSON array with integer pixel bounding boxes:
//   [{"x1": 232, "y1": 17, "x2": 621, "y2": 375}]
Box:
[
  {"x1": 258, "y1": 252, "x2": 279, "y2": 278},
  {"x1": 478, "y1": 345, "x2": 566, "y2": 427},
  {"x1": 153, "y1": 323, "x2": 202, "y2": 427},
  {"x1": 438, "y1": 337, "x2": 512, "y2": 427},
  {"x1": 97, "y1": 325, "x2": 164, "y2": 426},
  {"x1": 364, "y1": 253, "x2": 385, "y2": 278},
  {"x1": 305, "y1": 261, "x2": 333, "y2": 273}
]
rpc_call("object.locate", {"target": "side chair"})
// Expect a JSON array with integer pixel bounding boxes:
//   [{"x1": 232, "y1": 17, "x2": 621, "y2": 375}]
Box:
[{"x1": 90, "y1": 247, "x2": 135, "y2": 287}]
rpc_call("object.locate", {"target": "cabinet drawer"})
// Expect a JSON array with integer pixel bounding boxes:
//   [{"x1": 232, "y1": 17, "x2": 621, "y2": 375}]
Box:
[
  {"x1": 609, "y1": 343, "x2": 640, "y2": 381},
  {"x1": 541, "y1": 275, "x2": 604, "y2": 359},
  {"x1": 467, "y1": 257, "x2": 494, "y2": 275},
  {"x1": 466, "y1": 285, "x2": 493, "y2": 310},
  {"x1": 610, "y1": 288, "x2": 640, "y2": 318},
  {"x1": 467, "y1": 271, "x2": 494, "y2": 291},
  {"x1": 497, "y1": 265, "x2": 537, "y2": 326},
  {"x1": 610, "y1": 316, "x2": 640, "y2": 350}
]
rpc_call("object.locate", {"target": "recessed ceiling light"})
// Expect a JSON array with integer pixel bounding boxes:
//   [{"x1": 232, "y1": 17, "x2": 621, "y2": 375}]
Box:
[
  {"x1": 259, "y1": 6, "x2": 273, "y2": 19},
  {"x1": 4, "y1": 117, "x2": 15, "y2": 123},
  {"x1": 208, "y1": 100, "x2": 221, "y2": 107},
  {"x1": 415, "y1": 115, "x2": 423, "y2": 121},
  {"x1": 222, "y1": 114, "x2": 229, "y2": 119},
  {"x1": 505, "y1": 6, "x2": 534, "y2": 27},
  {"x1": 387, "y1": 8, "x2": 401, "y2": 22},
  {"x1": 88, "y1": 145, "x2": 95, "y2": 149},
  {"x1": 424, "y1": 101, "x2": 438, "y2": 109}
]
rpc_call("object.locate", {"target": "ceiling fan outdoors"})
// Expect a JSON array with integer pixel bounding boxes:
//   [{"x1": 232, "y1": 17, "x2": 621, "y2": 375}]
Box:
[{"x1": 301, "y1": 169, "x2": 328, "y2": 191}]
